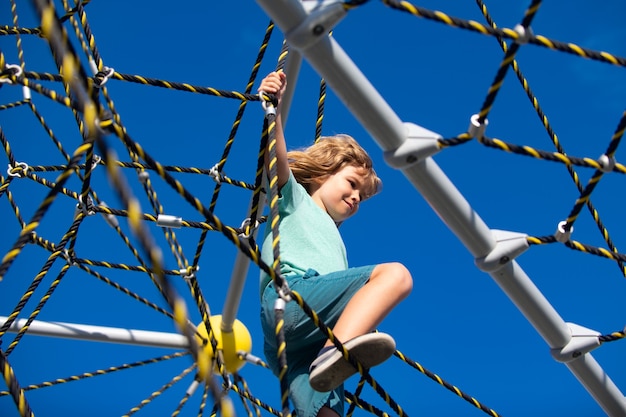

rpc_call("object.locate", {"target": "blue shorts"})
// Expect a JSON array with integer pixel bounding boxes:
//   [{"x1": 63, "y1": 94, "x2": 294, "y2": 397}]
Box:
[{"x1": 260, "y1": 265, "x2": 375, "y2": 417}]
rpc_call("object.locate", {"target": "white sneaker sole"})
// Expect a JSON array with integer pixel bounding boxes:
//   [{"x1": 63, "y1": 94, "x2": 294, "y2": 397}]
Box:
[{"x1": 309, "y1": 333, "x2": 396, "y2": 392}]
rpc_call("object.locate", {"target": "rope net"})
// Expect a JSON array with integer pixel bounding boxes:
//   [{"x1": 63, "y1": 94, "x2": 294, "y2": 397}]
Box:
[{"x1": 1, "y1": 1, "x2": 625, "y2": 416}]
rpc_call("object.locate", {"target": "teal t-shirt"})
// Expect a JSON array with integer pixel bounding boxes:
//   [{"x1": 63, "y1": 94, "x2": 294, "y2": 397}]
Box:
[{"x1": 260, "y1": 172, "x2": 348, "y2": 295}]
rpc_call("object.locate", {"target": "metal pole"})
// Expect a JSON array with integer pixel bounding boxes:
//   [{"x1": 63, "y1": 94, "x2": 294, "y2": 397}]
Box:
[
  {"x1": 221, "y1": 51, "x2": 303, "y2": 332},
  {"x1": 0, "y1": 316, "x2": 189, "y2": 349},
  {"x1": 254, "y1": 1, "x2": 626, "y2": 415}
]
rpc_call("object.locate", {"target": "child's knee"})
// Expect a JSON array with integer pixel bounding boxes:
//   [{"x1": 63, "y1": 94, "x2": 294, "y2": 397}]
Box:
[
  {"x1": 392, "y1": 262, "x2": 413, "y2": 295},
  {"x1": 374, "y1": 262, "x2": 413, "y2": 296}
]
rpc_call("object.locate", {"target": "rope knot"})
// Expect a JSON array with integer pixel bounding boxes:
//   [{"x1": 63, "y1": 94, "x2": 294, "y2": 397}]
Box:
[
  {"x1": 93, "y1": 66, "x2": 115, "y2": 88},
  {"x1": 6, "y1": 162, "x2": 29, "y2": 178},
  {"x1": 0, "y1": 64, "x2": 22, "y2": 85}
]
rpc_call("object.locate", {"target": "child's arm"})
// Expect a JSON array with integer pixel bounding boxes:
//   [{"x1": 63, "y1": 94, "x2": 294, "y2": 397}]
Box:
[{"x1": 259, "y1": 71, "x2": 290, "y2": 189}]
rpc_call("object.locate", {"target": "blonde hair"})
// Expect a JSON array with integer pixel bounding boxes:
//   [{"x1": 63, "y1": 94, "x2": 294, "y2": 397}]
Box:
[{"x1": 288, "y1": 134, "x2": 382, "y2": 200}]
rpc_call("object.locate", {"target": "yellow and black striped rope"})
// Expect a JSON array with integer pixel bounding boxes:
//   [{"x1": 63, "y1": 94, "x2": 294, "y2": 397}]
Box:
[
  {"x1": 315, "y1": 76, "x2": 327, "y2": 143},
  {"x1": 272, "y1": 294, "x2": 291, "y2": 417},
  {"x1": 9, "y1": 0, "x2": 25, "y2": 71},
  {"x1": 0, "y1": 351, "x2": 189, "y2": 397},
  {"x1": 474, "y1": 0, "x2": 541, "y2": 125},
  {"x1": 465, "y1": 135, "x2": 626, "y2": 174},
  {"x1": 112, "y1": 71, "x2": 259, "y2": 101},
  {"x1": 23, "y1": 70, "x2": 63, "y2": 82},
  {"x1": 346, "y1": 374, "x2": 368, "y2": 416},
  {"x1": 345, "y1": 391, "x2": 391, "y2": 417},
  {"x1": 14, "y1": 169, "x2": 80, "y2": 200},
  {"x1": 99, "y1": 118, "x2": 282, "y2": 396},
  {"x1": 4, "y1": 263, "x2": 72, "y2": 355},
  {"x1": 34, "y1": 0, "x2": 99, "y2": 122},
  {"x1": 599, "y1": 329, "x2": 626, "y2": 344},
  {"x1": 103, "y1": 122, "x2": 270, "y2": 277},
  {"x1": 72, "y1": 1, "x2": 104, "y2": 75},
  {"x1": 27, "y1": 99, "x2": 74, "y2": 162},
  {"x1": 97, "y1": 138, "x2": 208, "y2": 384},
  {"x1": 0, "y1": 348, "x2": 33, "y2": 417},
  {"x1": 393, "y1": 349, "x2": 501, "y2": 417},
  {"x1": 0, "y1": 213, "x2": 85, "y2": 340},
  {"x1": 474, "y1": 0, "x2": 626, "y2": 278},
  {"x1": 72, "y1": 256, "x2": 180, "y2": 275},
  {"x1": 232, "y1": 374, "x2": 281, "y2": 416},
  {"x1": 23, "y1": 160, "x2": 257, "y2": 190},
  {"x1": 135, "y1": 161, "x2": 192, "y2": 288},
  {"x1": 262, "y1": 83, "x2": 295, "y2": 417},
  {"x1": 0, "y1": 100, "x2": 28, "y2": 111},
  {"x1": 10, "y1": 76, "x2": 73, "y2": 108},
  {"x1": 77, "y1": 197, "x2": 172, "y2": 296},
  {"x1": 561, "y1": 113, "x2": 626, "y2": 231},
  {"x1": 209, "y1": 20, "x2": 277, "y2": 262},
  {"x1": 380, "y1": 0, "x2": 626, "y2": 68},
  {"x1": 122, "y1": 363, "x2": 196, "y2": 417},
  {"x1": 0, "y1": 174, "x2": 13, "y2": 201},
  {"x1": 171, "y1": 377, "x2": 197, "y2": 417},
  {"x1": 72, "y1": 262, "x2": 175, "y2": 320},
  {"x1": 0, "y1": 0, "x2": 101, "y2": 280},
  {"x1": 0, "y1": 25, "x2": 40, "y2": 36},
  {"x1": 527, "y1": 235, "x2": 626, "y2": 264},
  {"x1": 0, "y1": 175, "x2": 25, "y2": 228},
  {"x1": 92, "y1": 203, "x2": 265, "y2": 236}
]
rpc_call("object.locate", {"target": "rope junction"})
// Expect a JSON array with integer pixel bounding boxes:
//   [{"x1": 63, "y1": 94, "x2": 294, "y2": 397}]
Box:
[{"x1": 1, "y1": 0, "x2": 625, "y2": 416}]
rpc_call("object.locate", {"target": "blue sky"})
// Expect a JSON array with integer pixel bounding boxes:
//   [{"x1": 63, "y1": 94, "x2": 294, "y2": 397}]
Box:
[{"x1": 1, "y1": 1, "x2": 625, "y2": 416}]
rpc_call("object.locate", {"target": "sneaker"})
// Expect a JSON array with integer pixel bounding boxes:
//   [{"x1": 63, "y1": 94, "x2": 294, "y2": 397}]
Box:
[{"x1": 309, "y1": 332, "x2": 396, "y2": 392}]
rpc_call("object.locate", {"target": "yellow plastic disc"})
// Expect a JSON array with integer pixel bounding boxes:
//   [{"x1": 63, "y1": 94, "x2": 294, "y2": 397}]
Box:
[{"x1": 196, "y1": 315, "x2": 252, "y2": 374}]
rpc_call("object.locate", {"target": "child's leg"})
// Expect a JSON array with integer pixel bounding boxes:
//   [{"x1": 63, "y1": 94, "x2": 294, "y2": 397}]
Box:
[
  {"x1": 323, "y1": 262, "x2": 412, "y2": 348},
  {"x1": 317, "y1": 406, "x2": 340, "y2": 417},
  {"x1": 308, "y1": 262, "x2": 412, "y2": 392}
]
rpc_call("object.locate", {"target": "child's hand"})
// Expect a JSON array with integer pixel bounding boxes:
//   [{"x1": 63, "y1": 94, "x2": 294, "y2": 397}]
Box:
[{"x1": 259, "y1": 71, "x2": 287, "y2": 105}]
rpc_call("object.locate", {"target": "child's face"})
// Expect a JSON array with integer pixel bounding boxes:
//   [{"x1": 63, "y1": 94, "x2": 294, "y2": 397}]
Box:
[{"x1": 309, "y1": 165, "x2": 369, "y2": 223}]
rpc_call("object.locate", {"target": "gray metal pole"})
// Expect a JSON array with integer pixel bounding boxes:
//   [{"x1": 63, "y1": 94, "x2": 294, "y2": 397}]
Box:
[
  {"x1": 221, "y1": 51, "x2": 303, "y2": 332},
  {"x1": 256, "y1": 0, "x2": 405, "y2": 152},
  {"x1": 405, "y1": 160, "x2": 569, "y2": 345},
  {"x1": 0, "y1": 316, "x2": 189, "y2": 349},
  {"x1": 254, "y1": 1, "x2": 626, "y2": 415}
]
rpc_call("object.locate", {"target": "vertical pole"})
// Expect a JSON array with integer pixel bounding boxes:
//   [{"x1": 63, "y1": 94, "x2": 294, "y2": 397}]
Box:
[{"x1": 220, "y1": 51, "x2": 303, "y2": 332}]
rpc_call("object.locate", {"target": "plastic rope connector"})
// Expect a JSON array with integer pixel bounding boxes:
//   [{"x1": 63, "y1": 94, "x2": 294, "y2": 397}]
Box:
[
  {"x1": 383, "y1": 122, "x2": 442, "y2": 169},
  {"x1": 468, "y1": 114, "x2": 488, "y2": 139},
  {"x1": 238, "y1": 217, "x2": 260, "y2": 239},
  {"x1": 0, "y1": 64, "x2": 22, "y2": 84},
  {"x1": 550, "y1": 323, "x2": 601, "y2": 363},
  {"x1": 597, "y1": 154, "x2": 616, "y2": 173},
  {"x1": 157, "y1": 214, "x2": 183, "y2": 229},
  {"x1": 475, "y1": 229, "x2": 529, "y2": 272},
  {"x1": 7, "y1": 162, "x2": 29, "y2": 178},
  {"x1": 513, "y1": 24, "x2": 533, "y2": 45},
  {"x1": 138, "y1": 171, "x2": 150, "y2": 184},
  {"x1": 91, "y1": 155, "x2": 102, "y2": 170},
  {"x1": 99, "y1": 201, "x2": 119, "y2": 228},
  {"x1": 208, "y1": 163, "x2": 222, "y2": 184},
  {"x1": 93, "y1": 66, "x2": 115, "y2": 88},
  {"x1": 273, "y1": 279, "x2": 292, "y2": 303},
  {"x1": 179, "y1": 266, "x2": 199, "y2": 280},
  {"x1": 76, "y1": 195, "x2": 95, "y2": 216},
  {"x1": 62, "y1": 249, "x2": 78, "y2": 266},
  {"x1": 285, "y1": 1, "x2": 346, "y2": 50},
  {"x1": 554, "y1": 220, "x2": 573, "y2": 243},
  {"x1": 185, "y1": 379, "x2": 200, "y2": 396},
  {"x1": 259, "y1": 91, "x2": 276, "y2": 116}
]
